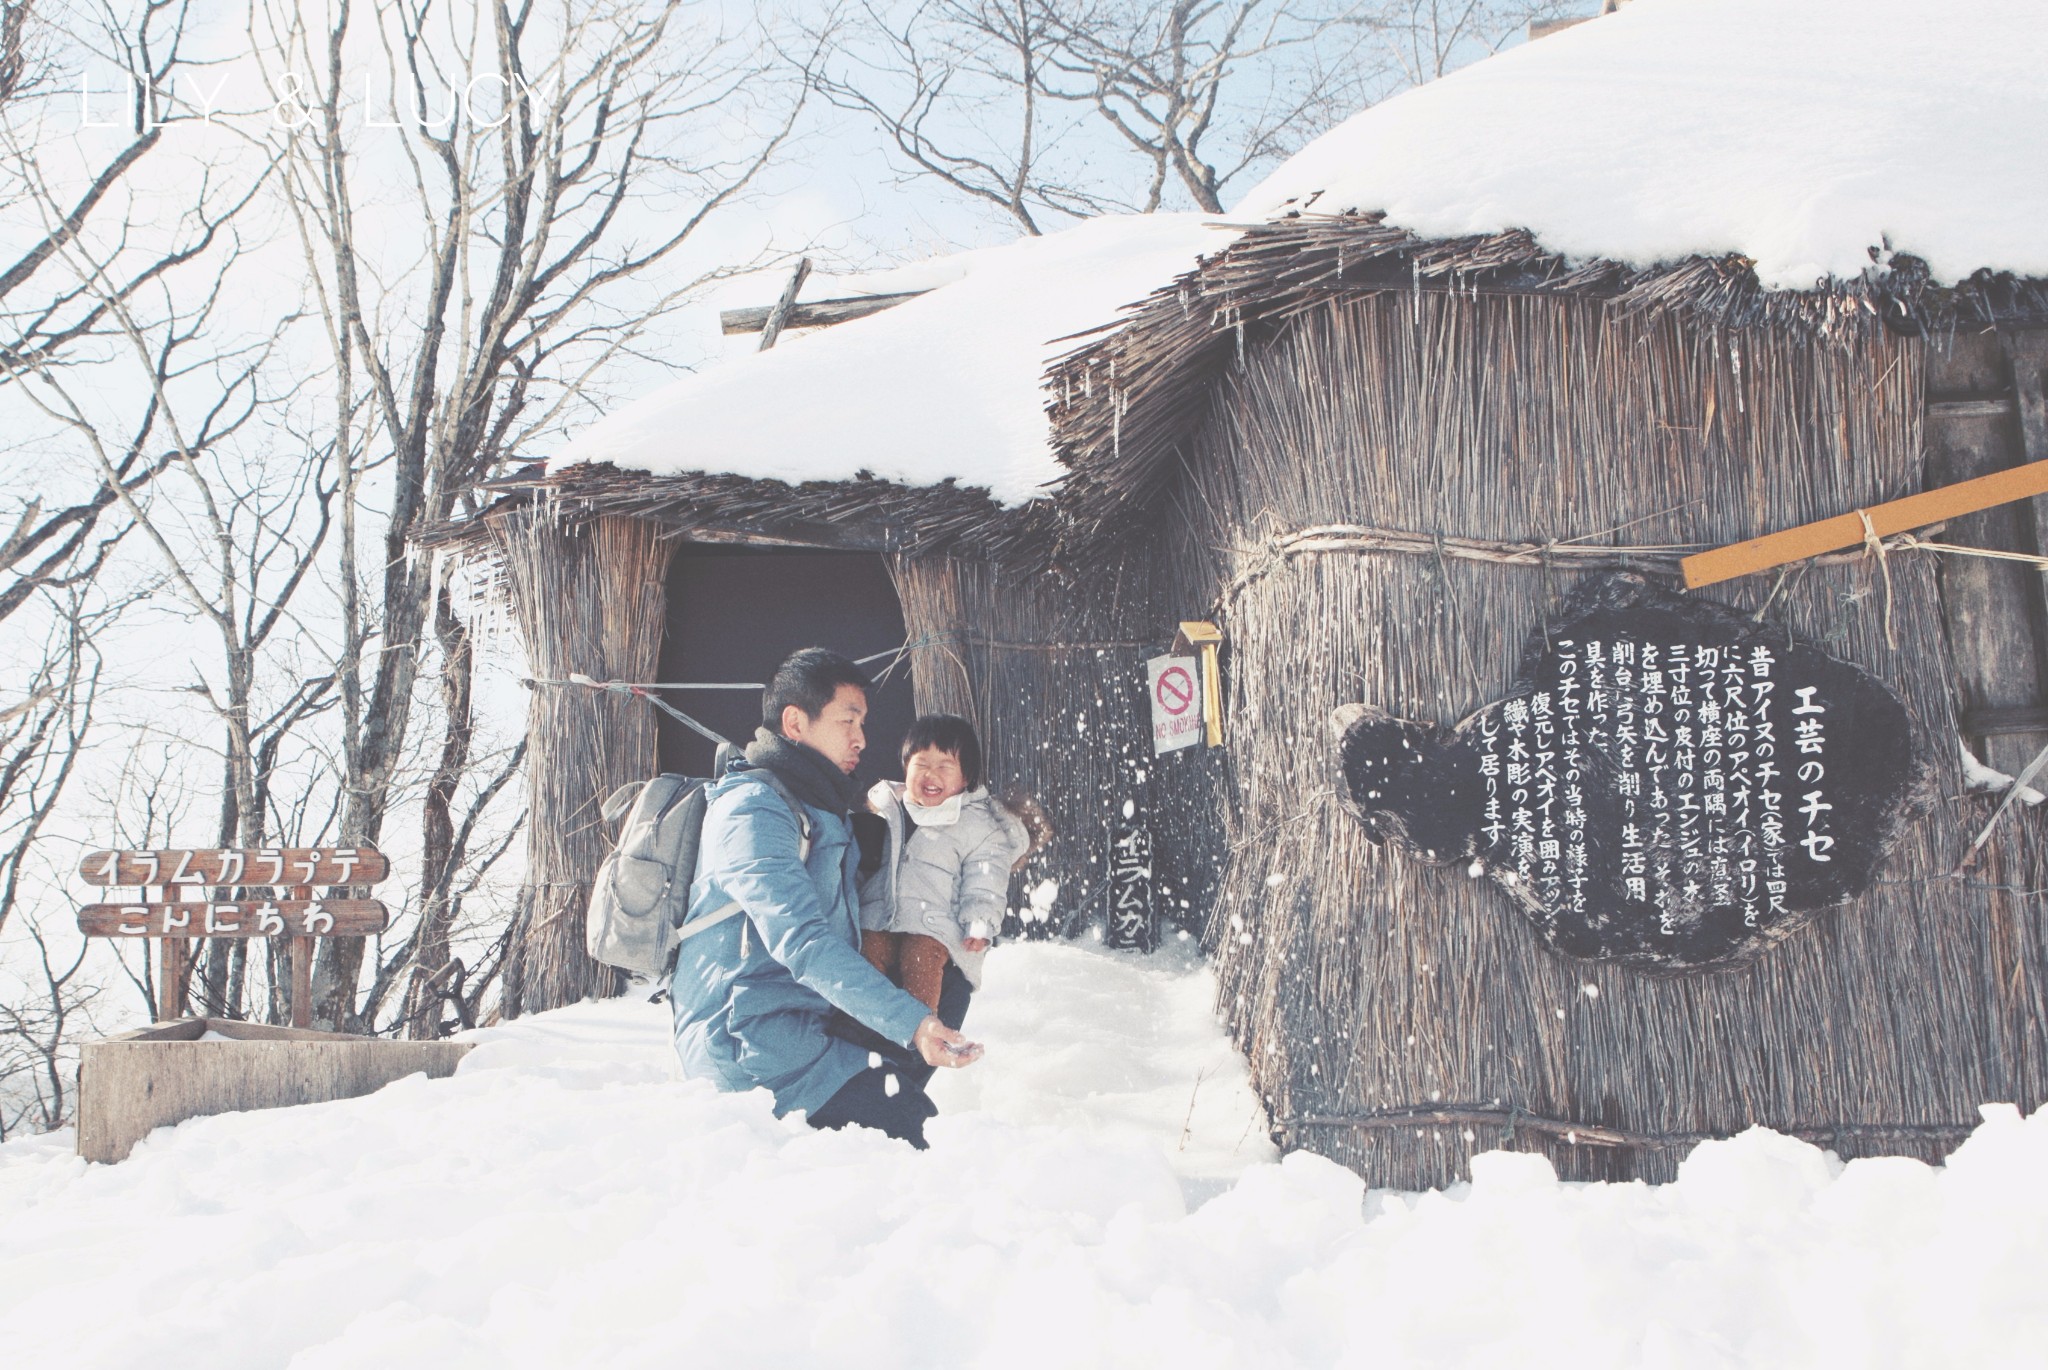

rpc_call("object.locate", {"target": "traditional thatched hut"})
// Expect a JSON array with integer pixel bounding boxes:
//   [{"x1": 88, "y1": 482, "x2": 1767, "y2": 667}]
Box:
[
  {"x1": 443, "y1": 0, "x2": 2048, "y2": 1190},
  {"x1": 1041, "y1": 0, "x2": 2048, "y2": 1186},
  {"x1": 439, "y1": 214, "x2": 1232, "y2": 1017}
]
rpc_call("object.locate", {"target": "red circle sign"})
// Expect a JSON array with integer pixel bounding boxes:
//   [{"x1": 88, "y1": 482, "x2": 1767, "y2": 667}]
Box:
[{"x1": 1156, "y1": 666, "x2": 1195, "y2": 715}]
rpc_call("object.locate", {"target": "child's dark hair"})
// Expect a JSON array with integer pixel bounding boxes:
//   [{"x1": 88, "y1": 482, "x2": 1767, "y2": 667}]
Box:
[
  {"x1": 762, "y1": 647, "x2": 872, "y2": 731},
  {"x1": 901, "y1": 714, "x2": 983, "y2": 790}
]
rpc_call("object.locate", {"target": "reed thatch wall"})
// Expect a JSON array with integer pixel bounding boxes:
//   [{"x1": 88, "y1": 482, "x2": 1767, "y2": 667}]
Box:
[
  {"x1": 888, "y1": 552, "x2": 1226, "y2": 940},
  {"x1": 493, "y1": 510, "x2": 676, "y2": 1015},
  {"x1": 1161, "y1": 288, "x2": 2048, "y2": 1188}
]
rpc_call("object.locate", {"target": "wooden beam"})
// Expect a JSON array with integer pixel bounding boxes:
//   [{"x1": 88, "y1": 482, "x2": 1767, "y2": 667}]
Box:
[
  {"x1": 721, "y1": 290, "x2": 929, "y2": 337},
  {"x1": 1962, "y1": 705, "x2": 2048, "y2": 738},
  {"x1": 1929, "y1": 397, "x2": 2018, "y2": 419},
  {"x1": 2005, "y1": 333, "x2": 2048, "y2": 465},
  {"x1": 1926, "y1": 333, "x2": 2048, "y2": 776},
  {"x1": 661, "y1": 518, "x2": 900, "y2": 554},
  {"x1": 757, "y1": 257, "x2": 812, "y2": 351},
  {"x1": 1682, "y1": 460, "x2": 2048, "y2": 589}
]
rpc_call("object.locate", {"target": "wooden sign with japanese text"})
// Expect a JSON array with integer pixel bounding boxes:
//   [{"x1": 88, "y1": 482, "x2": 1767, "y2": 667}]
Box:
[
  {"x1": 77, "y1": 900, "x2": 390, "y2": 938},
  {"x1": 74, "y1": 845, "x2": 389, "y2": 1026},
  {"x1": 1334, "y1": 576, "x2": 1925, "y2": 971},
  {"x1": 1105, "y1": 821, "x2": 1158, "y2": 951},
  {"x1": 78, "y1": 848, "x2": 388, "y2": 888}
]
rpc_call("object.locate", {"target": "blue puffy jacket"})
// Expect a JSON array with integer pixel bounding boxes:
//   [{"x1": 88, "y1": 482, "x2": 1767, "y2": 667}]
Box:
[{"x1": 667, "y1": 762, "x2": 932, "y2": 1117}]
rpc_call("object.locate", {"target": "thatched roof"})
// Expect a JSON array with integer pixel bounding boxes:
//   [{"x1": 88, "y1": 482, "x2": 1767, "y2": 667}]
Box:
[
  {"x1": 419, "y1": 213, "x2": 1221, "y2": 563},
  {"x1": 421, "y1": 460, "x2": 1054, "y2": 563},
  {"x1": 1046, "y1": 213, "x2": 2048, "y2": 536}
]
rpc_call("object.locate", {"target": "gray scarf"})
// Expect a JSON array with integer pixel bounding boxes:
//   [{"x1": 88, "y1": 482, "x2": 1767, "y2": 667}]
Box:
[{"x1": 744, "y1": 728, "x2": 865, "y2": 815}]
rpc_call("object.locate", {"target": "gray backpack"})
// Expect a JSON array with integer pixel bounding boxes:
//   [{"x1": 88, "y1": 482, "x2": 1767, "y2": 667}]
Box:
[{"x1": 585, "y1": 762, "x2": 812, "y2": 978}]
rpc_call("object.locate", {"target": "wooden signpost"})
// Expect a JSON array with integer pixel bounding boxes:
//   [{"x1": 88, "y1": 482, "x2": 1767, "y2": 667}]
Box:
[{"x1": 77, "y1": 847, "x2": 390, "y2": 1027}]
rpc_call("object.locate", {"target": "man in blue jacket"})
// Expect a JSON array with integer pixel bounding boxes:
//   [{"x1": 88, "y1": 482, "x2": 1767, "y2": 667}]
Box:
[{"x1": 669, "y1": 647, "x2": 979, "y2": 1147}]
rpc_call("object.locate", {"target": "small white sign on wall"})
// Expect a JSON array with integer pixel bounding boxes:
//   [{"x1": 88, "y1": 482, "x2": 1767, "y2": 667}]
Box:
[{"x1": 1147, "y1": 654, "x2": 1203, "y2": 755}]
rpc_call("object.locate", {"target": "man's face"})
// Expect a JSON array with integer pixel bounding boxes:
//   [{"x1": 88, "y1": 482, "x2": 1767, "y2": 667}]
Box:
[{"x1": 782, "y1": 683, "x2": 867, "y2": 775}]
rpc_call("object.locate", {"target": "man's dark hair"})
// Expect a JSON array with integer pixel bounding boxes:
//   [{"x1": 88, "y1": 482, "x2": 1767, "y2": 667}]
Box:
[
  {"x1": 762, "y1": 648, "x2": 872, "y2": 732},
  {"x1": 901, "y1": 714, "x2": 983, "y2": 790}
]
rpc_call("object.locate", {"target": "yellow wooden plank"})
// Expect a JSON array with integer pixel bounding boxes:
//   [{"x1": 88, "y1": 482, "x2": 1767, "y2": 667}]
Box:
[{"x1": 1682, "y1": 460, "x2": 2048, "y2": 588}]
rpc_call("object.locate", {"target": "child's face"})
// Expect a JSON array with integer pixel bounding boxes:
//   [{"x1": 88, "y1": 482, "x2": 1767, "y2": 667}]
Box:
[{"x1": 903, "y1": 746, "x2": 969, "y2": 806}]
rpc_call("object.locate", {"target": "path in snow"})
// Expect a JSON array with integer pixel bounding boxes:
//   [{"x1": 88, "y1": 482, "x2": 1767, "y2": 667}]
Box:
[{"x1": 3, "y1": 938, "x2": 2047, "y2": 1368}]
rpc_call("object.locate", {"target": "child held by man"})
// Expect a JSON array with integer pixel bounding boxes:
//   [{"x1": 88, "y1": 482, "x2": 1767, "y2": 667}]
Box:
[{"x1": 859, "y1": 715, "x2": 1030, "y2": 1012}]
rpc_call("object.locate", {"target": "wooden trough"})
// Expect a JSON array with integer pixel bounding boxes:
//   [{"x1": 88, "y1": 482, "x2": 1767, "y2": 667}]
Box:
[{"x1": 76, "y1": 1018, "x2": 472, "y2": 1163}]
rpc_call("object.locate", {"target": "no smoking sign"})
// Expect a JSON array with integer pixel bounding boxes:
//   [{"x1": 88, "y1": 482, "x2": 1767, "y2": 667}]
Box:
[{"x1": 1146, "y1": 655, "x2": 1204, "y2": 755}]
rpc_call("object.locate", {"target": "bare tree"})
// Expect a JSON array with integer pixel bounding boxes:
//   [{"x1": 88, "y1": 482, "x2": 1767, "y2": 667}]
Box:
[
  {"x1": 0, "y1": 0, "x2": 239, "y2": 629},
  {"x1": 805, "y1": 0, "x2": 1103, "y2": 233},
  {"x1": 0, "y1": 588, "x2": 114, "y2": 1137},
  {"x1": 1038, "y1": 0, "x2": 1370, "y2": 213},
  {"x1": 806, "y1": 0, "x2": 1370, "y2": 224},
  {"x1": 0, "y1": 910, "x2": 101, "y2": 1139},
  {"x1": 809, "y1": 0, "x2": 1587, "y2": 225},
  {"x1": 353, "y1": 729, "x2": 527, "y2": 1038},
  {"x1": 0, "y1": 588, "x2": 106, "y2": 943},
  {"x1": 21, "y1": 337, "x2": 346, "y2": 1013},
  {"x1": 0, "y1": 2, "x2": 273, "y2": 1071},
  {"x1": 249, "y1": 0, "x2": 804, "y2": 1026},
  {"x1": 1364, "y1": 0, "x2": 1581, "y2": 87}
]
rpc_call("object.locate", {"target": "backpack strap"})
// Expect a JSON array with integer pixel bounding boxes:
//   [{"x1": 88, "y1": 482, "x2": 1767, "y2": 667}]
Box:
[
  {"x1": 749, "y1": 770, "x2": 815, "y2": 861},
  {"x1": 675, "y1": 771, "x2": 816, "y2": 945}
]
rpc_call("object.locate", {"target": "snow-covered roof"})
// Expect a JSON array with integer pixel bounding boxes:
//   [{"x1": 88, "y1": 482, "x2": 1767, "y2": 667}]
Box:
[
  {"x1": 545, "y1": 0, "x2": 2044, "y2": 515},
  {"x1": 550, "y1": 213, "x2": 1224, "y2": 507},
  {"x1": 1232, "y1": 0, "x2": 2048, "y2": 290}
]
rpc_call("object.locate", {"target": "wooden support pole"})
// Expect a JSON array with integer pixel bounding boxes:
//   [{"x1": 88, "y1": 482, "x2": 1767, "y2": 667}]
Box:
[
  {"x1": 290, "y1": 885, "x2": 314, "y2": 1029},
  {"x1": 157, "y1": 885, "x2": 184, "y2": 1022},
  {"x1": 1174, "y1": 621, "x2": 1226, "y2": 747},
  {"x1": 1683, "y1": 459, "x2": 2048, "y2": 589}
]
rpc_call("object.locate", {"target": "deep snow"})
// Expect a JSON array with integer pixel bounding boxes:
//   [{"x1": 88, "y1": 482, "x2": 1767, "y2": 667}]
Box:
[
  {"x1": 5, "y1": 937, "x2": 2048, "y2": 1367},
  {"x1": 1232, "y1": 0, "x2": 2048, "y2": 289}
]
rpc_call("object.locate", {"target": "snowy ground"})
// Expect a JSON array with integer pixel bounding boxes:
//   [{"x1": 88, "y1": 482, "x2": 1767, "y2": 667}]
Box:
[{"x1": 3, "y1": 939, "x2": 2047, "y2": 1368}]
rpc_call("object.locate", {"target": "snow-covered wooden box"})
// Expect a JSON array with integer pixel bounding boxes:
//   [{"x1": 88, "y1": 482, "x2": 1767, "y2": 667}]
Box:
[{"x1": 77, "y1": 1018, "x2": 472, "y2": 1163}]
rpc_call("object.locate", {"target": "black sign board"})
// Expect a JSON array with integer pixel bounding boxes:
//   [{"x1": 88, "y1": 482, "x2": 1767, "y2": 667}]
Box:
[{"x1": 1335, "y1": 575, "x2": 1925, "y2": 971}]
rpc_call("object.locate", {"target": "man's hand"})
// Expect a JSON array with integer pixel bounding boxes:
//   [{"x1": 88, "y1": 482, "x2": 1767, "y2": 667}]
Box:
[
  {"x1": 961, "y1": 937, "x2": 990, "y2": 953},
  {"x1": 913, "y1": 1015, "x2": 983, "y2": 1068}
]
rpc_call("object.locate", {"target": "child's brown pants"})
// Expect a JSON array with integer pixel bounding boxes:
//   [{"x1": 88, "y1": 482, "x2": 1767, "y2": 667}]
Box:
[{"x1": 860, "y1": 930, "x2": 950, "y2": 1012}]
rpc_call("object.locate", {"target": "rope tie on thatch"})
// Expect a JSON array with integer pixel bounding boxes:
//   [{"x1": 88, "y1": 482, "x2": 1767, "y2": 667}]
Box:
[
  {"x1": 1279, "y1": 1106, "x2": 1981, "y2": 1151},
  {"x1": 1888, "y1": 532, "x2": 2048, "y2": 570},
  {"x1": 1857, "y1": 510, "x2": 1899, "y2": 649},
  {"x1": 1224, "y1": 524, "x2": 1700, "y2": 596},
  {"x1": 1854, "y1": 512, "x2": 2048, "y2": 653},
  {"x1": 1219, "y1": 521, "x2": 1980, "y2": 616}
]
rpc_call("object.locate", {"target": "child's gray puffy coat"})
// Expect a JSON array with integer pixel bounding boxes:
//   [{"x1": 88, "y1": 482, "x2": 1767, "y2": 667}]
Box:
[{"x1": 859, "y1": 781, "x2": 1028, "y2": 988}]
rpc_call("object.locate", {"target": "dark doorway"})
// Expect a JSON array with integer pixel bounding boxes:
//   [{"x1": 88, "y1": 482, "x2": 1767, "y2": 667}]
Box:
[{"x1": 655, "y1": 546, "x2": 915, "y2": 786}]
